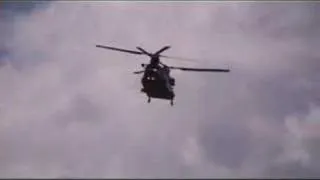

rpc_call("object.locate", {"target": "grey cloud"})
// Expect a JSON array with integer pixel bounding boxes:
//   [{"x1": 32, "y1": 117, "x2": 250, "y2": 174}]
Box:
[
  {"x1": 1, "y1": 1, "x2": 320, "y2": 178},
  {"x1": 0, "y1": 1, "x2": 50, "y2": 17},
  {"x1": 196, "y1": 2, "x2": 320, "y2": 177}
]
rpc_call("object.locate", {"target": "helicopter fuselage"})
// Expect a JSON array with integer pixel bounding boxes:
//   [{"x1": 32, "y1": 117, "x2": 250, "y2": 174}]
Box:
[{"x1": 141, "y1": 65, "x2": 175, "y2": 105}]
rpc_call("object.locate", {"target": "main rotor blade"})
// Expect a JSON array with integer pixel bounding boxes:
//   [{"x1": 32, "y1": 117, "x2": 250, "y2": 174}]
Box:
[
  {"x1": 169, "y1": 66, "x2": 230, "y2": 72},
  {"x1": 96, "y1": 45, "x2": 144, "y2": 55},
  {"x1": 133, "y1": 70, "x2": 145, "y2": 74},
  {"x1": 136, "y1": 47, "x2": 152, "y2": 56},
  {"x1": 155, "y1": 46, "x2": 171, "y2": 55},
  {"x1": 160, "y1": 55, "x2": 200, "y2": 62}
]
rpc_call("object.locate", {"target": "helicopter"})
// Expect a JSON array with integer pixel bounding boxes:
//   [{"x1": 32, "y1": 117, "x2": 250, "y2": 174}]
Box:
[{"x1": 96, "y1": 44, "x2": 230, "y2": 106}]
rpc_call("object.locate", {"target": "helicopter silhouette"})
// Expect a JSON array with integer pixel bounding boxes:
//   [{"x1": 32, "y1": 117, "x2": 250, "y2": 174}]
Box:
[{"x1": 96, "y1": 44, "x2": 230, "y2": 106}]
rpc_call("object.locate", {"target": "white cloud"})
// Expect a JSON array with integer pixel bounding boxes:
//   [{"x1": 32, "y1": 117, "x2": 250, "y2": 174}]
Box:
[{"x1": 1, "y1": 1, "x2": 320, "y2": 178}]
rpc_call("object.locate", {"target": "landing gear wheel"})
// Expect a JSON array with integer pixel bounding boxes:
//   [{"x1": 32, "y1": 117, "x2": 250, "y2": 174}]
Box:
[
  {"x1": 147, "y1": 97, "x2": 151, "y2": 103},
  {"x1": 170, "y1": 99, "x2": 174, "y2": 106}
]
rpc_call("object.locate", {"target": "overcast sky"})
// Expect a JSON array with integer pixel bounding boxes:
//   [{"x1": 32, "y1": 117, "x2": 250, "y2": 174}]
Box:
[{"x1": 1, "y1": 1, "x2": 320, "y2": 178}]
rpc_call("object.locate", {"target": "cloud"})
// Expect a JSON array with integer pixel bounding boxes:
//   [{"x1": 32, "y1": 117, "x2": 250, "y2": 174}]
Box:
[{"x1": 0, "y1": 1, "x2": 320, "y2": 178}]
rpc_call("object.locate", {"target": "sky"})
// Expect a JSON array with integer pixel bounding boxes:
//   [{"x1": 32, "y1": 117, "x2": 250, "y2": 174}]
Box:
[{"x1": 0, "y1": 1, "x2": 320, "y2": 178}]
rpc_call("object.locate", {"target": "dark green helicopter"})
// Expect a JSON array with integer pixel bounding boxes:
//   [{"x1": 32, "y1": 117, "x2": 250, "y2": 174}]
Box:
[{"x1": 96, "y1": 44, "x2": 230, "y2": 106}]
